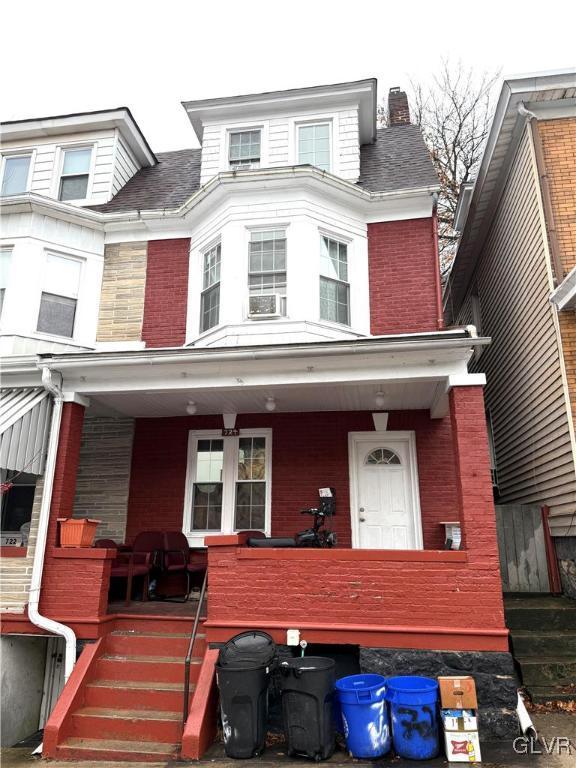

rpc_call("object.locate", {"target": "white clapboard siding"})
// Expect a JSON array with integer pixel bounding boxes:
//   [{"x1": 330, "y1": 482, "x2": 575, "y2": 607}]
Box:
[
  {"x1": 199, "y1": 108, "x2": 362, "y2": 185},
  {"x1": 458, "y1": 127, "x2": 576, "y2": 527},
  {"x1": 111, "y1": 134, "x2": 140, "y2": 195}
]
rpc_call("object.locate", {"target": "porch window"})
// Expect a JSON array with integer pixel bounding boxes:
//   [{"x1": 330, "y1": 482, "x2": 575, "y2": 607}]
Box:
[
  {"x1": 185, "y1": 429, "x2": 271, "y2": 544},
  {"x1": 200, "y1": 243, "x2": 221, "y2": 333}
]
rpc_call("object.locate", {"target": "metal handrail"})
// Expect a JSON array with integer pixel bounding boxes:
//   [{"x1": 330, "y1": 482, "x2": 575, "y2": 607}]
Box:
[{"x1": 182, "y1": 569, "x2": 208, "y2": 727}]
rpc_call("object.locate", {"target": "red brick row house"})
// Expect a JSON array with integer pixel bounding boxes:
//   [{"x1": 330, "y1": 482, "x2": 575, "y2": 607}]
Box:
[{"x1": 0, "y1": 80, "x2": 516, "y2": 759}]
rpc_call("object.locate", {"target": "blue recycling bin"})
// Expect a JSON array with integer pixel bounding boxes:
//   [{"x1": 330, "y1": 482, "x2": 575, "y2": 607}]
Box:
[
  {"x1": 335, "y1": 674, "x2": 390, "y2": 759},
  {"x1": 385, "y1": 676, "x2": 439, "y2": 760}
]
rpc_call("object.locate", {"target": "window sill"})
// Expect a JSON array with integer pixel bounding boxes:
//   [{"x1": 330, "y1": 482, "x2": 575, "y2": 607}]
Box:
[{"x1": 0, "y1": 546, "x2": 27, "y2": 558}]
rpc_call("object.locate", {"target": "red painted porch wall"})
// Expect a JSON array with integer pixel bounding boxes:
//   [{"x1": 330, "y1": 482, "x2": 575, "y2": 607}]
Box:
[
  {"x1": 368, "y1": 217, "x2": 441, "y2": 335},
  {"x1": 142, "y1": 238, "x2": 190, "y2": 348},
  {"x1": 126, "y1": 411, "x2": 459, "y2": 549}
]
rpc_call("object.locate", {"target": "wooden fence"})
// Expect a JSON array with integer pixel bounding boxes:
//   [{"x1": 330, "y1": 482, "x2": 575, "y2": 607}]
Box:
[{"x1": 495, "y1": 504, "x2": 550, "y2": 592}]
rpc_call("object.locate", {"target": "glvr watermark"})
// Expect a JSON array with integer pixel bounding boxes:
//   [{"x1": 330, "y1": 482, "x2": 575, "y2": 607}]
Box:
[{"x1": 513, "y1": 736, "x2": 574, "y2": 755}]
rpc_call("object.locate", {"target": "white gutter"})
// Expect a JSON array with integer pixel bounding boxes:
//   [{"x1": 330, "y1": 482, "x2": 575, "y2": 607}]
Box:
[
  {"x1": 39, "y1": 332, "x2": 489, "y2": 371},
  {"x1": 28, "y1": 367, "x2": 76, "y2": 682}
]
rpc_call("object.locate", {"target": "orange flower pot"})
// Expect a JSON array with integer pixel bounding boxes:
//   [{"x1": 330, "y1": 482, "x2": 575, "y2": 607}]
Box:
[{"x1": 58, "y1": 518, "x2": 101, "y2": 548}]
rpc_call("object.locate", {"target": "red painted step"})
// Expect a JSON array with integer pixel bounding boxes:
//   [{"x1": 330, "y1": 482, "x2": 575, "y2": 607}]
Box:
[
  {"x1": 57, "y1": 737, "x2": 179, "y2": 763},
  {"x1": 94, "y1": 653, "x2": 202, "y2": 684},
  {"x1": 84, "y1": 679, "x2": 193, "y2": 712},
  {"x1": 70, "y1": 706, "x2": 182, "y2": 742},
  {"x1": 105, "y1": 630, "x2": 206, "y2": 657}
]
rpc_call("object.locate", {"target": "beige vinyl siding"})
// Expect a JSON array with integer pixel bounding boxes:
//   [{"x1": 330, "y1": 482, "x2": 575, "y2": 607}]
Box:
[{"x1": 458, "y1": 127, "x2": 576, "y2": 522}]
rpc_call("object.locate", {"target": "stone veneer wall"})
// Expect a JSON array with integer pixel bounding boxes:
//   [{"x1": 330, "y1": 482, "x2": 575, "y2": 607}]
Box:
[
  {"x1": 96, "y1": 242, "x2": 148, "y2": 341},
  {"x1": 73, "y1": 417, "x2": 134, "y2": 542},
  {"x1": 0, "y1": 478, "x2": 43, "y2": 613}
]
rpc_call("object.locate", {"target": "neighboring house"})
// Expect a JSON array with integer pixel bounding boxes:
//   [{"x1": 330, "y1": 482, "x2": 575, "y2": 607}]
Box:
[
  {"x1": 1, "y1": 80, "x2": 516, "y2": 758},
  {"x1": 445, "y1": 70, "x2": 576, "y2": 597}
]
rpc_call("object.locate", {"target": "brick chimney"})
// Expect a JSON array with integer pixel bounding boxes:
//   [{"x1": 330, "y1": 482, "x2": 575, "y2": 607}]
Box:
[{"x1": 388, "y1": 87, "x2": 411, "y2": 126}]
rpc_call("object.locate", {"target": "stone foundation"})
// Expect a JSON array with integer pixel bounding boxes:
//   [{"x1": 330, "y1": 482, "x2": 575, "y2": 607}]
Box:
[{"x1": 360, "y1": 647, "x2": 520, "y2": 740}]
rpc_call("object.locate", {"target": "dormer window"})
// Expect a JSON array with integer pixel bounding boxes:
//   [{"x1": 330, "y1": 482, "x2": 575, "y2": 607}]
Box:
[
  {"x1": 58, "y1": 147, "x2": 92, "y2": 201},
  {"x1": 298, "y1": 123, "x2": 330, "y2": 171},
  {"x1": 229, "y1": 130, "x2": 261, "y2": 169},
  {"x1": 1, "y1": 154, "x2": 31, "y2": 196}
]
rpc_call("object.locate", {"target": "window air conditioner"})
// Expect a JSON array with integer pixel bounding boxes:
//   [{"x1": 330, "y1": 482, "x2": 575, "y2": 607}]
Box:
[{"x1": 248, "y1": 293, "x2": 281, "y2": 319}]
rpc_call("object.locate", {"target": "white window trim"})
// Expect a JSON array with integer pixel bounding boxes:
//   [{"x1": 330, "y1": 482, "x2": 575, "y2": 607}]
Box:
[
  {"x1": 296, "y1": 119, "x2": 333, "y2": 172},
  {"x1": 289, "y1": 114, "x2": 337, "y2": 173},
  {"x1": 36, "y1": 250, "x2": 85, "y2": 341},
  {"x1": 246, "y1": 226, "x2": 288, "y2": 320},
  {"x1": 183, "y1": 428, "x2": 273, "y2": 547},
  {"x1": 319, "y1": 231, "x2": 351, "y2": 327},
  {"x1": 0, "y1": 150, "x2": 35, "y2": 196},
  {"x1": 221, "y1": 123, "x2": 267, "y2": 172},
  {"x1": 199, "y1": 240, "x2": 222, "y2": 334},
  {"x1": 52, "y1": 143, "x2": 96, "y2": 203}
]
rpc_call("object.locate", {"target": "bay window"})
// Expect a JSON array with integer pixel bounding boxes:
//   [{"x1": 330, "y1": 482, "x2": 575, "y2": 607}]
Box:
[
  {"x1": 200, "y1": 243, "x2": 221, "y2": 332},
  {"x1": 185, "y1": 430, "x2": 271, "y2": 543},
  {"x1": 298, "y1": 123, "x2": 330, "y2": 171},
  {"x1": 1, "y1": 154, "x2": 31, "y2": 196},
  {"x1": 248, "y1": 230, "x2": 287, "y2": 316},
  {"x1": 319, "y1": 235, "x2": 350, "y2": 325},
  {"x1": 58, "y1": 147, "x2": 92, "y2": 201},
  {"x1": 37, "y1": 253, "x2": 82, "y2": 338}
]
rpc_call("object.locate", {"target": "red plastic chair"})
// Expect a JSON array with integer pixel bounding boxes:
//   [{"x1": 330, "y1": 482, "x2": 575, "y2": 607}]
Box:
[
  {"x1": 161, "y1": 531, "x2": 207, "y2": 601},
  {"x1": 95, "y1": 537, "x2": 153, "y2": 606}
]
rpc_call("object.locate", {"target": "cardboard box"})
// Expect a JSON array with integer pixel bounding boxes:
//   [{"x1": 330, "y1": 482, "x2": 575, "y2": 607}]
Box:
[
  {"x1": 444, "y1": 730, "x2": 481, "y2": 762},
  {"x1": 441, "y1": 709, "x2": 478, "y2": 732},
  {"x1": 438, "y1": 676, "x2": 478, "y2": 709}
]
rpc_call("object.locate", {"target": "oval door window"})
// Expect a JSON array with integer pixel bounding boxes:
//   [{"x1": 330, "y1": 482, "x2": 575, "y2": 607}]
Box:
[{"x1": 364, "y1": 448, "x2": 401, "y2": 466}]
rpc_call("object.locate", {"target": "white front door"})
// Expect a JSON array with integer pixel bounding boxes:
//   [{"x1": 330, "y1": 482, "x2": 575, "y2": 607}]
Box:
[{"x1": 349, "y1": 432, "x2": 423, "y2": 550}]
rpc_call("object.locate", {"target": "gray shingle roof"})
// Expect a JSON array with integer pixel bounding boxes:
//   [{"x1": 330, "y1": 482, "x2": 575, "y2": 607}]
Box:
[
  {"x1": 357, "y1": 125, "x2": 438, "y2": 192},
  {"x1": 90, "y1": 125, "x2": 436, "y2": 214},
  {"x1": 90, "y1": 148, "x2": 201, "y2": 213}
]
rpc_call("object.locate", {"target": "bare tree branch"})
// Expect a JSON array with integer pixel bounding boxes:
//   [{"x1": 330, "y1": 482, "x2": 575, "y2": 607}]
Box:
[{"x1": 378, "y1": 60, "x2": 500, "y2": 281}]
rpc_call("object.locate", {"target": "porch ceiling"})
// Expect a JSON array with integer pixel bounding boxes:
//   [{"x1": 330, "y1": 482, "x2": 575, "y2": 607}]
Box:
[{"x1": 87, "y1": 379, "x2": 438, "y2": 418}]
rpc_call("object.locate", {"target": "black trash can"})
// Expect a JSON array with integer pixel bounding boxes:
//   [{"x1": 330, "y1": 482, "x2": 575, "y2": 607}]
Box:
[
  {"x1": 279, "y1": 657, "x2": 336, "y2": 761},
  {"x1": 216, "y1": 631, "x2": 276, "y2": 759}
]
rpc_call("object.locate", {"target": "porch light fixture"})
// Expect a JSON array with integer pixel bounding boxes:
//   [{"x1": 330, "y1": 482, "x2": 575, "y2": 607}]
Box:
[
  {"x1": 374, "y1": 391, "x2": 386, "y2": 409},
  {"x1": 265, "y1": 396, "x2": 276, "y2": 412},
  {"x1": 186, "y1": 400, "x2": 197, "y2": 415}
]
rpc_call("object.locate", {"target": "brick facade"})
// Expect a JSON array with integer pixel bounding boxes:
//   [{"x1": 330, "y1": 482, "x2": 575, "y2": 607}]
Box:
[
  {"x1": 142, "y1": 238, "x2": 190, "y2": 347},
  {"x1": 96, "y1": 242, "x2": 148, "y2": 341},
  {"x1": 126, "y1": 410, "x2": 460, "y2": 549},
  {"x1": 367, "y1": 217, "x2": 442, "y2": 335}
]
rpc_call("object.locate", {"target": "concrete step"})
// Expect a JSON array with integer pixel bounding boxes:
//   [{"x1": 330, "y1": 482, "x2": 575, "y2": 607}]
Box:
[
  {"x1": 70, "y1": 706, "x2": 182, "y2": 743},
  {"x1": 528, "y1": 684, "x2": 576, "y2": 704},
  {"x1": 510, "y1": 629, "x2": 576, "y2": 657},
  {"x1": 95, "y1": 653, "x2": 201, "y2": 683},
  {"x1": 85, "y1": 678, "x2": 194, "y2": 711},
  {"x1": 57, "y1": 736, "x2": 179, "y2": 762},
  {"x1": 516, "y1": 656, "x2": 576, "y2": 687},
  {"x1": 106, "y1": 629, "x2": 206, "y2": 657},
  {"x1": 504, "y1": 597, "x2": 576, "y2": 631}
]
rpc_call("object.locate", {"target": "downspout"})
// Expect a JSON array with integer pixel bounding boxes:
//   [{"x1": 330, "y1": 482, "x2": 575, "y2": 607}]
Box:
[
  {"x1": 28, "y1": 367, "x2": 77, "y2": 682},
  {"x1": 432, "y1": 193, "x2": 445, "y2": 329},
  {"x1": 518, "y1": 103, "x2": 564, "y2": 284}
]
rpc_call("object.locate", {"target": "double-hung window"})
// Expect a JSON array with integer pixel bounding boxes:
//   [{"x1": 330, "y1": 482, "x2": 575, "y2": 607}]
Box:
[
  {"x1": 229, "y1": 130, "x2": 261, "y2": 169},
  {"x1": 200, "y1": 243, "x2": 221, "y2": 333},
  {"x1": 248, "y1": 230, "x2": 287, "y2": 316},
  {"x1": 0, "y1": 248, "x2": 12, "y2": 319},
  {"x1": 186, "y1": 430, "x2": 271, "y2": 543},
  {"x1": 58, "y1": 147, "x2": 92, "y2": 201},
  {"x1": 1, "y1": 154, "x2": 31, "y2": 196},
  {"x1": 319, "y1": 236, "x2": 350, "y2": 325},
  {"x1": 37, "y1": 253, "x2": 82, "y2": 338},
  {"x1": 298, "y1": 123, "x2": 330, "y2": 171}
]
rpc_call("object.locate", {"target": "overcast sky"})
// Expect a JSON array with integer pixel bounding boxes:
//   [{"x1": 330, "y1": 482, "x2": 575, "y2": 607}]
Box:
[{"x1": 2, "y1": 0, "x2": 574, "y2": 152}]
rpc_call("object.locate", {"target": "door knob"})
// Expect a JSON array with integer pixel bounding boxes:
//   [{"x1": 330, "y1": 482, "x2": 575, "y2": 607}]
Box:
[{"x1": 359, "y1": 507, "x2": 365, "y2": 512}]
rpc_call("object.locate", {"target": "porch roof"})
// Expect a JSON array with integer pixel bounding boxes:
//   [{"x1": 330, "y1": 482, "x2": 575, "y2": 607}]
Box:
[{"x1": 37, "y1": 329, "x2": 488, "y2": 419}]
